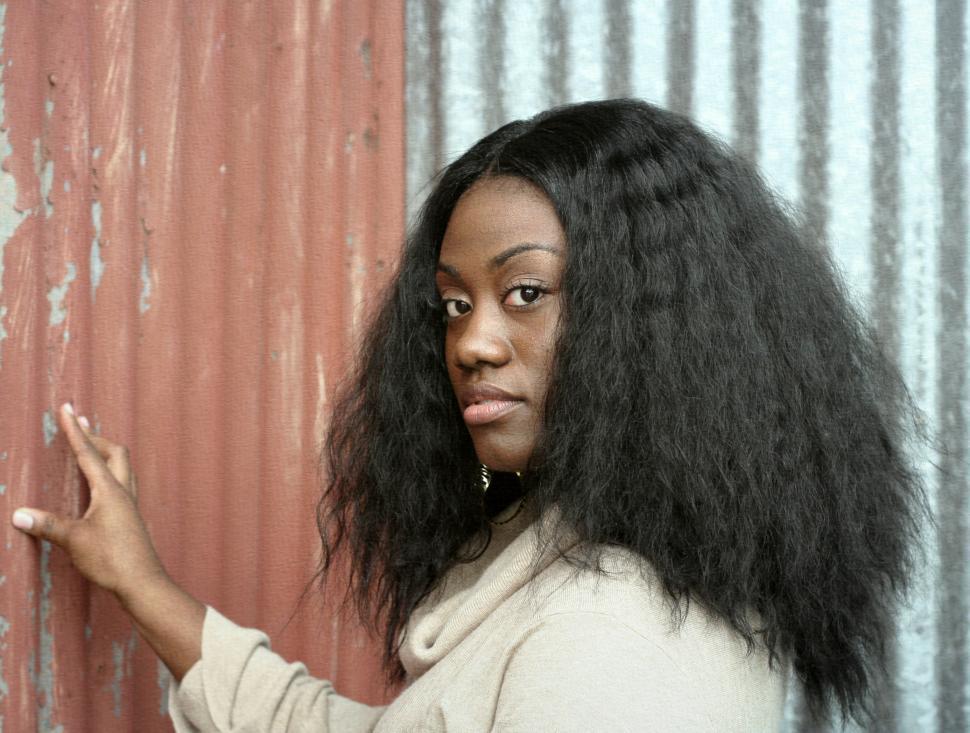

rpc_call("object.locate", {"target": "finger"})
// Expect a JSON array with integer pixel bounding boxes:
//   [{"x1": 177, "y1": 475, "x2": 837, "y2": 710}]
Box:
[
  {"x1": 58, "y1": 403, "x2": 114, "y2": 486},
  {"x1": 11, "y1": 508, "x2": 74, "y2": 547},
  {"x1": 83, "y1": 432, "x2": 132, "y2": 488}
]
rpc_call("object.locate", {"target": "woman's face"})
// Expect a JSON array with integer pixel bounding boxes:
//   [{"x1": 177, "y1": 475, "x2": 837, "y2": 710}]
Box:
[{"x1": 436, "y1": 176, "x2": 565, "y2": 472}]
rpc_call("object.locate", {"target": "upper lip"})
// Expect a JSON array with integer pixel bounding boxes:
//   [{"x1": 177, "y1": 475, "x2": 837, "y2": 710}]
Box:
[{"x1": 458, "y1": 383, "x2": 522, "y2": 409}]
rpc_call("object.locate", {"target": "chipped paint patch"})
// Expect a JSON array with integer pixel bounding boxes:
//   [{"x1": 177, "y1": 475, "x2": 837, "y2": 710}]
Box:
[
  {"x1": 110, "y1": 631, "x2": 137, "y2": 717},
  {"x1": 31, "y1": 137, "x2": 53, "y2": 217},
  {"x1": 157, "y1": 659, "x2": 171, "y2": 716},
  {"x1": 0, "y1": 616, "x2": 9, "y2": 698},
  {"x1": 90, "y1": 201, "x2": 104, "y2": 299},
  {"x1": 84, "y1": 625, "x2": 92, "y2": 640},
  {"x1": 42, "y1": 409, "x2": 56, "y2": 445},
  {"x1": 33, "y1": 541, "x2": 63, "y2": 733},
  {"x1": 0, "y1": 483, "x2": 5, "y2": 495},
  {"x1": 138, "y1": 252, "x2": 151, "y2": 313},
  {"x1": 139, "y1": 148, "x2": 146, "y2": 167},
  {"x1": 359, "y1": 38, "x2": 373, "y2": 78},
  {"x1": 46, "y1": 260, "x2": 76, "y2": 325},
  {"x1": 0, "y1": 2, "x2": 28, "y2": 368},
  {"x1": 39, "y1": 159, "x2": 52, "y2": 217}
]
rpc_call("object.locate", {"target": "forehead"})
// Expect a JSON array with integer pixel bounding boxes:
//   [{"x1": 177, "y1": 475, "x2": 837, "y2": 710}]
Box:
[{"x1": 439, "y1": 176, "x2": 565, "y2": 261}]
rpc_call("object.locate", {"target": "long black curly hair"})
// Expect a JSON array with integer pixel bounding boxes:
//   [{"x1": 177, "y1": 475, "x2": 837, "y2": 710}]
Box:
[{"x1": 317, "y1": 98, "x2": 929, "y2": 726}]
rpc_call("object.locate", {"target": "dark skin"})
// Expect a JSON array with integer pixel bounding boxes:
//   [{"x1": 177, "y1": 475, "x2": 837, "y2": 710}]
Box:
[
  {"x1": 10, "y1": 175, "x2": 566, "y2": 683},
  {"x1": 437, "y1": 175, "x2": 565, "y2": 472}
]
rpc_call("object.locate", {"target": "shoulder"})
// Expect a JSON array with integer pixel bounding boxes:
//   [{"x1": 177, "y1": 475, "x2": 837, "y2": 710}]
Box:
[{"x1": 494, "y1": 545, "x2": 789, "y2": 732}]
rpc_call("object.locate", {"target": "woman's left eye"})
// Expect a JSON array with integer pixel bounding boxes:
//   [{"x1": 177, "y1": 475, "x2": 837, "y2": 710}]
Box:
[{"x1": 504, "y1": 285, "x2": 544, "y2": 307}]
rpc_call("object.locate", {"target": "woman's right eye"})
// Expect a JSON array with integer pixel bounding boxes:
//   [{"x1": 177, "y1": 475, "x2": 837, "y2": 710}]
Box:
[{"x1": 442, "y1": 299, "x2": 471, "y2": 320}]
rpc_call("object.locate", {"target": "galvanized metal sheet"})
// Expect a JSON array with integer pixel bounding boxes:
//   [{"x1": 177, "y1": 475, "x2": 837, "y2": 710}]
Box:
[{"x1": 405, "y1": 1, "x2": 969, "y2": 731}]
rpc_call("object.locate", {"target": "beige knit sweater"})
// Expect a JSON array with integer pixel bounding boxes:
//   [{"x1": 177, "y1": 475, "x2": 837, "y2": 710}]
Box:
[{"x1": 168, "y1": 503, "x2": 789, "y2": 731}]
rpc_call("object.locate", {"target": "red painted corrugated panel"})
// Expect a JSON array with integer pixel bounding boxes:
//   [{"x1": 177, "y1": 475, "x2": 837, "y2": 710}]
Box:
[{"x1": 0, "y1": 2, "x2": 405, "y2": 729}]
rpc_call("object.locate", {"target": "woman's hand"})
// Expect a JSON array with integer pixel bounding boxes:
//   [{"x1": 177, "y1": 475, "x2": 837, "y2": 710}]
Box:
[
  {"x1": 11, "y1": 402, "x2": 205, "y2": 681},
  {"x1": 11, "y1": 402, "x2": 167, "y2": 600}
]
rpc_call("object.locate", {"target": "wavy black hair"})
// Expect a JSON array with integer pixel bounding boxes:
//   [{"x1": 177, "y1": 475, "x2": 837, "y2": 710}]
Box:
[{"x1": 317, "y1": 99, "x2": 929, "y2": 726}]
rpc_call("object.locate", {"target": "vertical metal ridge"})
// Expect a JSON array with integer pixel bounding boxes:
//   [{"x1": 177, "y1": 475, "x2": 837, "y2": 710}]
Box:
[
  {"x1": 666, "y1": 0, "x2": 695, "y2": 116},
  {"x1": 797, "y1": 0, "x2": 830, "y2": 248},
  {"x1": 870, "y1": 0, "x2": 902, "y2": 360},
  {"x1": 935, "y1": 1, "x2": 968, "y2": 730},
  {"x1": 427, "y1": 0, "x2": 444, "y2": 176},
  {"x1": 605, "y1": 0, "x2": 631, "y2": 98},
  {"x1": 868, "y1": 4, "x2": 903, "y2": 728},
  {"x1": 731, "y1": 0, "x2": 760, "y2": 163},
  {"x1": 544, "y1": 0, "x2": 568, "y2": 107},
  {"x1": 480, "y1": 0, "x2": 507, "y2": 131}
]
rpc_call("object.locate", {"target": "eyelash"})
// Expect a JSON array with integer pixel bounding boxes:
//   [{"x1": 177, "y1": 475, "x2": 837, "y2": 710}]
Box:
[{"x1": 440, "y1": 282, "x2": 548, "y2": 321}]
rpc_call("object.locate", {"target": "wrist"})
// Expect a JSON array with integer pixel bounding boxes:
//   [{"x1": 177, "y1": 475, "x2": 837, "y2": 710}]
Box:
[{"x1": 115, "y1": 567, "x2": 173, "y2": 612}]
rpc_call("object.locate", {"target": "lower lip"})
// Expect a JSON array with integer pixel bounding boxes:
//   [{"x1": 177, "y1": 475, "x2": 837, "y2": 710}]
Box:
[{"x1": 463, "y1": 400, "x2": 523, "y2": 426}]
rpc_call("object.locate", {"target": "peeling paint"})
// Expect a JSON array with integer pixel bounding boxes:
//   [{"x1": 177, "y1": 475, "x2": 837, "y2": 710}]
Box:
[
  {"x1": 0, "y1": 2, "x2": 28, "y2": 368},
  {"x1": 0, "y1": 483, "x2": 5, "y2": 494},
  {"x1": 90, "y1": 200, "x2": 104, "y2": 298},
  {"x1": 62, "y1": 178, "x2": 69, "y2": 192},
  {"x1": 32, "y1": 541, "x2": 63, "y2": 733},
  {"x1": 139, "y1": 148, "x2": 146, "y2": 167},
  {"x1": 0, "y1": 450, "x2": 7, "y2": 459},
  {"x1": 31, "y1": 136, "x2": 53, "y2": 217},
  {"x1": 40, "y1": 159, "x2": 52, "y2": 217},
  {"x1": 46, "y1": 260, "x2": 76, "y2": 325},
  {"x1": 157, "y1": 659, "x2": 171, "y2": 716},
  {"x1": 84, "y1": 625, "x2": 92, "y2": 640},
  {"x1": 0, "y1": 614, "x2": 9, "y2": 731},
  {"x1": 91, "y1": 145, "x2": 102, "y2": 160},
  {"x1": 42, "y1": 409, "x2": 56, "y2": 445},
  {"x1": 138, "y1": 253, "x2": 151, "y2": 313},
  {"x1": 110, "y1": 631, "x2": 137, "y2": 718},
  {"x1": 359, "y1": 38, "x2": 373, "y2": 78}
]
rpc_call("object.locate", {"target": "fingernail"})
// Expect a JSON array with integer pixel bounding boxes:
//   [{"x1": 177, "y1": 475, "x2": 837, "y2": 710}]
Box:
[
  {"x1": 78, "y1": 416, "x2": 90, "y2": 429},
  {"x1": 12, "y1": 510, "x2": 34, "y2": 530},
  {"x1": 63, "y1": 402, "x2": 74, "y2": 416}
]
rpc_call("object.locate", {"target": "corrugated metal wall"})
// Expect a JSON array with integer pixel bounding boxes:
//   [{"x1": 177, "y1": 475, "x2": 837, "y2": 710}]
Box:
[
  {"x1": 0, "y1": 1, "x2": 403, "y2": 730},
  {"x1": 405, "y1": 1, "x2": 968, "y2": 732},
  {"x1": 2, "y1": 0, "x2": 966, "y2": 730}
]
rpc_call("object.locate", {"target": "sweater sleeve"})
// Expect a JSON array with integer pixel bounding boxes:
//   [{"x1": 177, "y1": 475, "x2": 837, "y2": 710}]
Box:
[
  {"x1": 491, "y1": 611, "x2": 711, "y2": 733},
  {"x1": 168, "y1": 606, "x2": 387, "y2": 733}
]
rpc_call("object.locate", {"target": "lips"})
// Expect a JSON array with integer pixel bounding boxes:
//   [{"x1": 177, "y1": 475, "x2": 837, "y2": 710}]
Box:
[{"x1": 458, "y1": 383, "x2": 524, "y2": 426}]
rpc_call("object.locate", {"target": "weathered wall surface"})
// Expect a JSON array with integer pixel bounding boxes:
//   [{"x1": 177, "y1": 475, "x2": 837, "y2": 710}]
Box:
[
  {"x1": 0, "y1": 1, "x2": 404, "y2": 730},
  {"x1": 405, "y1": 1, "x2": 968, "y2": 732}
]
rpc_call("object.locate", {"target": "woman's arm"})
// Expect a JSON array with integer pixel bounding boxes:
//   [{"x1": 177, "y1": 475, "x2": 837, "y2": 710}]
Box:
[
  {"x1": 11, "y1": 402, "x2": 204, "y2": 680},
  {"x1": 13, "y1": 403, "x2": 386, "y2": 732}
]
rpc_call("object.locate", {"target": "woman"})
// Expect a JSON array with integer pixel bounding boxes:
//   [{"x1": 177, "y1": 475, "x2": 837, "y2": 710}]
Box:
[{"x1": 12, "y1": 99, "x2": 927, "y2": 731}]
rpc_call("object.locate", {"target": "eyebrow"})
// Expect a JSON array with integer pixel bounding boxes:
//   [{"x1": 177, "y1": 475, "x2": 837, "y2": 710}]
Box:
[{"x1": 436, "y1": 242, "x2": 563, "y2": 278}]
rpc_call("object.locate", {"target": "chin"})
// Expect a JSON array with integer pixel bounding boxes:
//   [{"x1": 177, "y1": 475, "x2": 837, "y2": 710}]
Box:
[{"x1": 471, "y1": 436, "x2": 532, "y2": 473}]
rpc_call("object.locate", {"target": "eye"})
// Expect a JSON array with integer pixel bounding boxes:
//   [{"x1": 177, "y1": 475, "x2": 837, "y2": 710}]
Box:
[
  {"x1": 504, "y1": 285, "x2": 544, "y2": 307},
  {"x1": 442, "y1": 298, "x2": 471, "y2": 320}
]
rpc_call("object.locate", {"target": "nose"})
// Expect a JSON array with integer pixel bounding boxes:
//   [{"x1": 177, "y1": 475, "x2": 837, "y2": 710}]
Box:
[{"x1": 453, "y1": 303, "x2": 512, "y2": 370}]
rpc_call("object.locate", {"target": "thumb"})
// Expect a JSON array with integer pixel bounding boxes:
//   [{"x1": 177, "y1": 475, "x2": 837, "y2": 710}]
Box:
[{"x1": 11, "y1": 508, "x2": 73, "y2": 547}]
